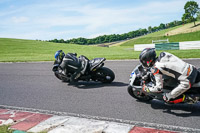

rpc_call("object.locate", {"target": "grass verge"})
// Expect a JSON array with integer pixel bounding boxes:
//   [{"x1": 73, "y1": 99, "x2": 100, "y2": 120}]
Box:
[
  {"x1": 121, "y1": 30, "x2": 200, "y2": 46},
  {"x1": 0, "y1": 125, "x2": 14, "y2": 133},
  {"x1": 0, "y1": 125, "x2": 47, "y2": 133},
  {"x1": 0, "y1": 38, "x2": 200, "y2": 62},
  {"x1": 0, "y1": 38, "x2": 139, "y2": 62}
]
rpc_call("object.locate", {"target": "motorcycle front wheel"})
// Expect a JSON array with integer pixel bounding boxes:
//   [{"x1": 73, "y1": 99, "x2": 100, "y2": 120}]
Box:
[
  {"x1": 127, "y1": 85, "x2": 153, "y2": 102},
  {"x1": 54, "y1": 72, "x2": 70, "y2": 82},
  {"x1": 93, "y1": 67, "x2": 115, "y2": 83}
]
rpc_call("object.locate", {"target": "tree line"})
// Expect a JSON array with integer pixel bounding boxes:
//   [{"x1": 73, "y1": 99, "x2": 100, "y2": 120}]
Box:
[
  {"x1": 48, "y1": 1, "x2": 199, "y2": 45},
  {"x1": 48, "y1": 20, "x2": 184, "y2": 45}
]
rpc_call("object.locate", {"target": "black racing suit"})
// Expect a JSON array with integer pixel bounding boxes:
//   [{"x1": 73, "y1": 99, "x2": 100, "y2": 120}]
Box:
[{"x1": 59, "y1": 53, "x2": 88, "y2": 82}]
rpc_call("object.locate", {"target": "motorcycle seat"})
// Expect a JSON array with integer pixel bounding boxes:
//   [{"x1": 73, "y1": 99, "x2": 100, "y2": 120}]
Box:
[{"x1": 89, "y1": 58, "x2": 105, "y2": 71}]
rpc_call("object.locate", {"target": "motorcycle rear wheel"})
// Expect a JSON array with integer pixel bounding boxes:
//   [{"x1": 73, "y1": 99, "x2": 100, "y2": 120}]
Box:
[
  {"x1": 94, "y1": 67, "x2": 115, "y2": 83},
  {"x1": 127, "y1": 85, "x2": 153, "y2": 102}
]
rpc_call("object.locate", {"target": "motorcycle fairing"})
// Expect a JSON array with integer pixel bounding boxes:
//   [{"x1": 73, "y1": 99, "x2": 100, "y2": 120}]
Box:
[
  {"x1": 52, "y1": 64, "x2": 60, "y2": 72},
  {"x1": 130, "y1": 71, "x2": 137, "y2": 87},
  {"x1": 129, "y1": 64, "x2": 200, "y2": 98},
  {"x1": 129, "y1": 65, "x2": 144, "y2": 87},
  {"x1": 89, "y1": 58, "x2": 105, "y2": 71}
]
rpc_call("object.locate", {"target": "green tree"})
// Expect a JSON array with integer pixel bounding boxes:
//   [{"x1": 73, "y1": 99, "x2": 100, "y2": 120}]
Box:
[
  {"x1": 168, "y1": 21, "x2": 175, "y2": 27},
  {"x1": 159, "y1": 23, "x2": 166, "y2": 30},
  {"x1": 148, "y1": 26, "x2": 152, "y2": 33},
  {"x1": 197, "y1": 11, "x2": 200, "y2": 20},
  {"x1": 87, "y1": 39, "x2": 94, "y2": 44},
  {"x1": 182, "y1": 1, "x2": 199, "y2": 26},
  {"x1": 77, "y1": 37, "x2": 87, "y2": 45},
  {"x1": 53, "y1": 39, "x2": 58, "y2": 43},
  {"x1": 182, "y1": 13, "x2": 190, "y2": 23},
  {"x1": 59, "y1": 39, "x2": 65, "y2": 43},
  {"x1": 151, "y1": 26, "x2": 158, "y2": 32}
]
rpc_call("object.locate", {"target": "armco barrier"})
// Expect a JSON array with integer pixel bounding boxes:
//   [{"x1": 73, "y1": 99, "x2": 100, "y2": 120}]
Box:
[
  {"x1": 134, "y1": 40, "x2": 200, "y2": 51},
  {"x1": 179, "y1": 41, "x2": 200, "y2": 50},
  {"x1": 155, "y1": 42, "x2": 179, "y2": 50}
]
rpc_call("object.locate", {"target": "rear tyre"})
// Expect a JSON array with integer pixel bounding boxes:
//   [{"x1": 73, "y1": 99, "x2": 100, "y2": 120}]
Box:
[
  {"x1": 94, "y1": 67, "x2": 115, "y2": 83},
  {"x1": 127, "y1": 85, "x2": 153, "y2": 102}
]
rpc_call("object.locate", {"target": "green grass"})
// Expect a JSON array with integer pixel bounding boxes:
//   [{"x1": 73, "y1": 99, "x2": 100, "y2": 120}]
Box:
[
  {"x1": 121, "y1": 30, "x2": 200, "y2": 46},
  {"x1": 0, "y1": 38, "x2": 139, "y2": 62},
  {"x1": 143, "y1": 25, "x2": 182, "y2": 38},
  {"x1": 0, "y1": 38, "x2": 200, "y2": 62},
  {"x1": 0, "y1": 125, "x2": 47, "y2": 133},
  {"x1": 0, "y1": 125, "x2": 13, "y2": 133}
]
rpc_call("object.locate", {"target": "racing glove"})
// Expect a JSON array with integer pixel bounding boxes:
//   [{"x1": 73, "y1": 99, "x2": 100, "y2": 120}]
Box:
[
  {"x1": 142, "y1": 84, "x2": 150, "y2": 93},
  {"x1": 163, "y1": 93, "x2": 170, "y2": 103},
  {"x1": 143, "y1": 83, "x2": 162, "y2": 93}
]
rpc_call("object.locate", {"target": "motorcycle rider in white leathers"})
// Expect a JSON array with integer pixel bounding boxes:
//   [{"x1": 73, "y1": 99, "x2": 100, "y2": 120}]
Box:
[{"x1": 139, "y1": 48, "x2": 200, "y2": 104}]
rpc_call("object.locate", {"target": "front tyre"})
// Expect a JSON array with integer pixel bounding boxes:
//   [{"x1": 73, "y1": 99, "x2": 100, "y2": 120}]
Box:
[
  {"x1": 94, "y1": 67, "x2": 115, "y2": 83},
  {"x1": 54, "y1": 72, "x2": 70, "y2": 82},
  {"x1": 127, "y1": 85, "x2": 153, "y2": 102}
]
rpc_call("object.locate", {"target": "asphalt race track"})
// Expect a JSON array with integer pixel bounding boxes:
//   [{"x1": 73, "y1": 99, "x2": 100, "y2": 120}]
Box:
[{"x1": 0, "y1": 59, "x2": 200, "y2": 130}]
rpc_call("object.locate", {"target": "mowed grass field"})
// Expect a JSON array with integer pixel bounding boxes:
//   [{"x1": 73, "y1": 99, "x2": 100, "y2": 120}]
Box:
[
  {"x1": 0, "y1": 38, "x2": 140, "y2": 62},
  {"x1": 121, "y1": 30, "x2": 200, "y2": 46},
  {"x1": 121, "y1": 21, "x2": 200, "y2": 46},
  {"x1": 1, "y1": 37, "x2": 200, "y2": 62}
]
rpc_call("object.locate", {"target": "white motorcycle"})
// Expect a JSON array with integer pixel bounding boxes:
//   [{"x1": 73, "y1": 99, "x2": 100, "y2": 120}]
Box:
[{"x1": 128, "y1": 64, "x2": 200, "y2": 104}]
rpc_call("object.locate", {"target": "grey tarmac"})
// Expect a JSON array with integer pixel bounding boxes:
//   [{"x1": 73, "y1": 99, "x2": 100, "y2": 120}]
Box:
[{"x1": 0, "y1": 59, "x2": 200, "y2": 131}]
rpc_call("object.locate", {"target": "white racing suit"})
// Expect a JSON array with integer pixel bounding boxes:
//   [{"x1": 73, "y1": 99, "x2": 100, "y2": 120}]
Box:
[{"x1": 148, "y1": 52, "x2": 198, "y2": 101}]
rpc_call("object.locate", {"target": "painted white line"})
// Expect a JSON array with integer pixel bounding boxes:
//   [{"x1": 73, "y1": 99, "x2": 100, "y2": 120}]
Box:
[{"x1": 0, "y1": 105, "x2": 200, "y2": 132}]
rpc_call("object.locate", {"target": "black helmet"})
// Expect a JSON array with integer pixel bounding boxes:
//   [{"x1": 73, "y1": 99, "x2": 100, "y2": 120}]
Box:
[{"x1": 139, "y1": 48, "x2": 156, "y2": 67}]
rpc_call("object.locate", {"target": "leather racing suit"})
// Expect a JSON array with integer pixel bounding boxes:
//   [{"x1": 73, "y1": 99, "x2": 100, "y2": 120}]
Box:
[
  {"x1": 59, "y1": 53, "x2": 88, "y2": 82},
  {"x1": 148, "y1": 52, "x2": 198, "y2": 101}
]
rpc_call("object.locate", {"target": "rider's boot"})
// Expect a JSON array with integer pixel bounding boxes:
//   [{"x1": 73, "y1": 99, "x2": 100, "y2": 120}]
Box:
[
  {"x1": 167, "y1": 94, "x2": 186, "y2": 104},
  {"x1": 184, "y1": 94, "x2": 200, "y2": 104},
  {"x1": 167, "y1": 94, "x2": 199, "y2": 104},
  {"x1": 70, "y1": 70, "x2": 82, "y2": 82}
]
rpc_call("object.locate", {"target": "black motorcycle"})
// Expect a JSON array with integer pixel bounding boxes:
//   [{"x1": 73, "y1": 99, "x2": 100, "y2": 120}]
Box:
[
  {"x1": 127, "y1": 64, "x2": 200, "y2": 104},
  {"x1": 52, "y1": 50, "x2": 115, "y2": 83}
]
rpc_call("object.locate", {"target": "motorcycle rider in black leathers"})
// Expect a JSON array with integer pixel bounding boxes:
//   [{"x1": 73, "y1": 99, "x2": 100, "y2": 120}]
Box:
[
  {"x1": 54, "y1": 50, "x2": 88, "y2": 82},
  {"x1": 139, "y1": 48, "x2": 200, "y2": 104}
]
